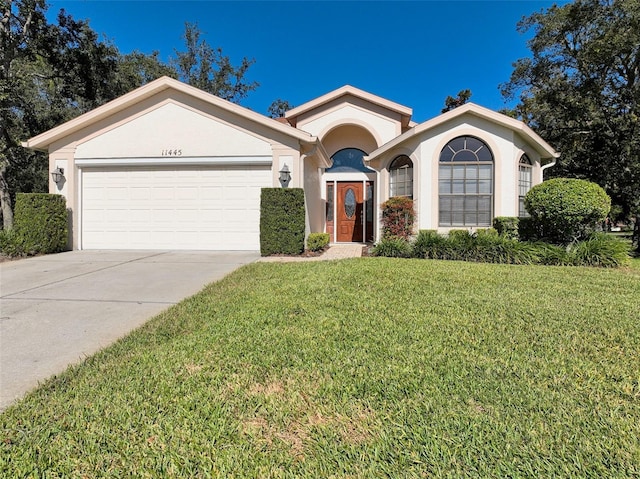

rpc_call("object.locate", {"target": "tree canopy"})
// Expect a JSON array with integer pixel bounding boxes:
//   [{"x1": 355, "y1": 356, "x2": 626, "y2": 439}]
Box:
[
  {"x1": 0, "y1": 3, "x2": 259, "y2": 229},
  {"x1": 441, "y1": 89, "x2": 472, "y2": 113},
  {"x1": 501, "y1": 0, "x2": 640, "y2": 219}
]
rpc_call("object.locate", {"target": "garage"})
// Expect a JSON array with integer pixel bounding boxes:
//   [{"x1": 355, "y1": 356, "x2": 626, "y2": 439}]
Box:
[
  {"x1": 80, "y1": 163, "x2": 272, "y2": 250},
  {"x1": 22, "y1": 77, "x2": 331, "y2": 251}
]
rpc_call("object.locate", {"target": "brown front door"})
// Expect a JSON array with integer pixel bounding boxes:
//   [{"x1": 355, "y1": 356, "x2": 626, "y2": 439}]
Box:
[{"x1": 336, "y1": 182, "x2": 363, "y2": 242}]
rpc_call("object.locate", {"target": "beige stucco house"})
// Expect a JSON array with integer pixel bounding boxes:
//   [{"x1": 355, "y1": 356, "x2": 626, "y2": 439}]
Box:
[{"x1": 23, "y1": 76, "x2": 558, "y2": 251}]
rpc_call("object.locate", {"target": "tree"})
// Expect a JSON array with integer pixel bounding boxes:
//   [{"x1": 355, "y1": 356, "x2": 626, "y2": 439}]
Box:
[
  {"x1": 172, "y1": 22, "x2": 258, "y2": 103},
  {"x1": 501, "y1": 0, "x2": 640, "y2": 220},
  {"x1": 267, "y1": 98, "x2": 293, "y2": 118},
  {"x1": 441, "y1": 89, "x2": 472, "y2": 113},
  {"x1": 0, "y1": 1, "x2": 127, "y2": 229},
  {"x1": 0, "y1": 0, "x2": 49, "y2": 228}
]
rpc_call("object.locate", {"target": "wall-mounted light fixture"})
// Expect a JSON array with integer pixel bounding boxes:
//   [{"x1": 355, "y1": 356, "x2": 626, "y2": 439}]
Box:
[
  {"x1": 279, "y1": 164, "x2": 291, "y2": 188},
  {"x1": 51, "y1": 167, "x2": 65, "y2": 184}
]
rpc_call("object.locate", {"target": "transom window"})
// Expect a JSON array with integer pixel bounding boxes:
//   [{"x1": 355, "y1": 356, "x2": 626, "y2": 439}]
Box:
[
  {"x1": 326, "y1": 148, "x2": 372, "y2": 173},
  {"x1": 519, "y1": 154, "x2": 533, "y2": 217},
  {"x1": 439, "y1": 136, "x2": 493, "y2": 227},
  {"x1": 389, "y1": 155, "x2": 413, "y2": 198}
]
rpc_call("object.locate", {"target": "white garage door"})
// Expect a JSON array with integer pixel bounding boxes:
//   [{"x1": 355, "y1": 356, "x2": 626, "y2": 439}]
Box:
[{"x1": 81, "y1": 165, "x2": 272, "y2": 250}]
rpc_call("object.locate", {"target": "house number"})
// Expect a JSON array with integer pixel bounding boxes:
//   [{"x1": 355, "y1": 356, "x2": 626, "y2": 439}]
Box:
[{"x1": 161, "y1": 149, "x2": 182, "y2": 156}]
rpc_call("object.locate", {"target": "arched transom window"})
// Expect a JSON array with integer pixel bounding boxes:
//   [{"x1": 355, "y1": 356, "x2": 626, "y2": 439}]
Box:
[
  {"x1": 519, "y1": 154, "x2": 533, "y2": 217},
  {"x1": 389, "y1": 155, "x2": 413, "y2": 198},
  {"x1": 326, "y1": 148, "x2": 371, "y2": 173},
  {"x1": 439, "y1": 136, "x2": 493, "y2": 226}
]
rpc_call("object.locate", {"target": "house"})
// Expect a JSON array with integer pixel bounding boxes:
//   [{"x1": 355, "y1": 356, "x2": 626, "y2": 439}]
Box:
[{"x1": 23, "y1": 76, "x2": 558, "y2": 251}]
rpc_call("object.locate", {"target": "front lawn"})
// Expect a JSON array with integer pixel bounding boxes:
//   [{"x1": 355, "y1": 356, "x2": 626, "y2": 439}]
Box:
[{"x1": 2, "y1": 259, "x2": 639, "y2": 477}]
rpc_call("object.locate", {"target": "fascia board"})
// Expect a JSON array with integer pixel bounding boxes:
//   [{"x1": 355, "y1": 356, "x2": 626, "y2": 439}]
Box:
[
  {"x1": 23, "y1": 76, "x2": 315, "y2": 151},
  {"x1": 285, "y1": 85, "x2": 412, "y2": 121},
  {"x1": 367, "y1": 103, "x2": 559, "y2": 161}
]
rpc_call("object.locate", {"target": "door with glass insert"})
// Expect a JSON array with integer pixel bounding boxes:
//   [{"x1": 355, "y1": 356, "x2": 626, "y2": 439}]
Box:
[{"x1": 336, "y1": 182, "x2": 363, "y2": 242}]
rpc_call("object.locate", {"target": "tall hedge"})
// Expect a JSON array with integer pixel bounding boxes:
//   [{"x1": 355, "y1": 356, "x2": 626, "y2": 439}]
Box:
[
  {"x1": 14, "y1": 193, "x2": 68, "y2": 254},
  {"x1": 524, "y1": 178, "x2": 610, "y2": 244},
  {"x1": 260, "y1": 188, "x2": 305, "y2": 256}
]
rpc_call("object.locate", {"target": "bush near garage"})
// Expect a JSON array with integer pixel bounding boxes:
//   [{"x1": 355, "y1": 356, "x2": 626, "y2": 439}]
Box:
[
  {"x1": 260, "y1": 188, "x2": 306, "y2": 256},
  {"x1": 524, "y1": 178, "x2": 611, "y2": 245},
  {"x1": 1, "y1": 193, "x2": 68, "y2": 256},
  {"x1": 306, "y1": 233, "x2": 330, "y2": 252}
]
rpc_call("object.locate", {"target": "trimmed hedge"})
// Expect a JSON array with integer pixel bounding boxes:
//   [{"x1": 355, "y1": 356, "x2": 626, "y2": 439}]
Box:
[
  {"x1": 260, "y1": 188, "x2": 305, "y2": 256},
  {"x1": 307, "y1": 233, "x2": 330, "y2": 252},
  {"x1": 524, "y1": 178, "x2": 611, "y2": 244},
  {"x1": 375, "y1": 229, "x2": 630, "y2": 267},
  {"x1": 2, "y1": 193, "x2": 68, "y2": 256}
]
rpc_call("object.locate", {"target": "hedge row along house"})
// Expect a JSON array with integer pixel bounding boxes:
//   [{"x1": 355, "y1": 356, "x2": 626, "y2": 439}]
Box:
[{"x1": 23, "y1": 77, "x2": 559, "y2": 251}]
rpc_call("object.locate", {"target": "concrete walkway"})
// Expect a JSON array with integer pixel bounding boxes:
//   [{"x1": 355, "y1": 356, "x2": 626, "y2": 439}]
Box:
[
  {"x1": 258, "y1": 243, "x2": 364, "y2": 262},
  {"x1": 0, "y1": 250, "x2": 258, "y2": 411}
]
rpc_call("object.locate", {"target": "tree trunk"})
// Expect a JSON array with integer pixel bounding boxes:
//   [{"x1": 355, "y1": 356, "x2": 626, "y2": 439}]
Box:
[{"x1": 0, "y1": 163, "x2": 14, "y2": 229}]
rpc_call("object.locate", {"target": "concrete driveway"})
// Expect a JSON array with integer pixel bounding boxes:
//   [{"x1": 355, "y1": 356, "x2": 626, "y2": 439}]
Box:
[{"x1": 0, "y1": 250, "x2": 258, "y2": 411}]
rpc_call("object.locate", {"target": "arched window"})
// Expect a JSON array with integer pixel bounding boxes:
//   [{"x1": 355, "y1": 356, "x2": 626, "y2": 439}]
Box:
[
  {"x1": 389, "y1": 155, "x2": 413, "y2": 198},
  {"x1": 326, "y1": 148, "x2": 371, "y2": 173},
  {"x1": 439, "y1": 136, "x2": 493, "y2": 226},
  {"x1": 519, "y1": 154, "x2": 533, "y2": 217}
]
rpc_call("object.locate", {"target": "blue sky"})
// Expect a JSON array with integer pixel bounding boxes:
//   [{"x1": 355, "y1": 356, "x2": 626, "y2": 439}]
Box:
[{"x1": 47, "y1": 1, "x2": 567, "y2": 122}]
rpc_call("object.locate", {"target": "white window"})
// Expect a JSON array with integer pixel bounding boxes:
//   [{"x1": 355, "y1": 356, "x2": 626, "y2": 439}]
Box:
[
  {"x1": 519, "y1": 154, "x2": 533, "y2": 217},
  {"x1": 389, "y1": 155, "x2": 413, "y2": 198},
  {"x1": 439, "y1": 136, "x2": 493, "y2": 227}
]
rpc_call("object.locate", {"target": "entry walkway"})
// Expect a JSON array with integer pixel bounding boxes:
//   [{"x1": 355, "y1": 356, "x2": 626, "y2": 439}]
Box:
[{"x1": 258, "y1": 244, "x2": 364, "y2": 262}]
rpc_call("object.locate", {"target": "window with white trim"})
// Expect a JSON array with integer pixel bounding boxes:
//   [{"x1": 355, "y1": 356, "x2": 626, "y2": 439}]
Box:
[
  {"x1": 439, "y1": 136, "x2": 493, "y2": 227},
  {"x1": 389, "y1": 155, "x2": 413, "y2": 198},
  {"x1": 519, "y1": 154, "x2": 533, "y2": 217}
]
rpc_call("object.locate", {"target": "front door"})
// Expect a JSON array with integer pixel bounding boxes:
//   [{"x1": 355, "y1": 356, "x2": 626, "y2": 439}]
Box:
[{"x1": 336, "y1": 182, "x2": 363, "y2": 242}]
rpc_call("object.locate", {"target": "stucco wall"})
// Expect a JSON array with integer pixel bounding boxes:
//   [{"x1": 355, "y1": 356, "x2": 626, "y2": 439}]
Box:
[
  {"x1": 298, "y1": 104, "x2": 398, "y2": 147},
  {"x1": 374, "y1": 113, "x2": 548, "y2": 233},
  {"x1": 75, "y1": 102, "x2": 273, "y2": 159}
]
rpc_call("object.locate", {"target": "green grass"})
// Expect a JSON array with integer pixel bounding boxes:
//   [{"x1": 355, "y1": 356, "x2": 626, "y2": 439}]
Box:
[{"x1": 2, "y1": 259, "x2": 639, "y2": 477}]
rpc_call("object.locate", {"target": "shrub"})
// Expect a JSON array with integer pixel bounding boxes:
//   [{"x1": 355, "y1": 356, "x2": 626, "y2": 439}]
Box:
[
  {"x1": 11, "y1": 193, "x2": 68, "y2": 255},
  {"x1": 381, "y1": 196, "x2": 415, "y2": 239},
  {"x1": 493, "y1": 217, "x2": 520, "y2": 240},
  {"x1": 307, "y1": 233, "x2": 330, "y2": 252},
  {"x1": 260, "y1": 188, "x2": 305, "y2": 256},
  {"x1": 372, "y1": 236, "x2": 413, "y2": 258},
  {"x1": 568, "y1": 233, "x2": 630, "y2": 267},
  {"x1": 518, "y1": 216, "x2": 540, "y2": 242},
  {"x1": 524, "y1": 178, "x2": 611, "y2": 244},
  {"x1": 0, "y1": 228, "x2": 24, "y2": 256},
  {"x1": 413, "y1": 230, "x2": 450, "y2": 259}
]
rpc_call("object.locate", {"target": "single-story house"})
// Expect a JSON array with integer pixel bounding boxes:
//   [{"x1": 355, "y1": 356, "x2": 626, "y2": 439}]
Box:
[{"x1": 23, "y1": 76, "x2": 559, "y2": 251}]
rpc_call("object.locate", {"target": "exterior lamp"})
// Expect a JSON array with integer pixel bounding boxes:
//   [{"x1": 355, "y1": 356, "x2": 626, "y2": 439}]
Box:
[
  {"x1": 51, "y1": 167, "x2": 65, "y2": 184},
  {"x1": 279, "y1": 164, "x2": 291, "y2": 187}
]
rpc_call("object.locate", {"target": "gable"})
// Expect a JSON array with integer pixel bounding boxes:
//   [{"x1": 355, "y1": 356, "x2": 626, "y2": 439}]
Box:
[{"x1": 75, "y1": 101, "x2": 272, "y2": 159}]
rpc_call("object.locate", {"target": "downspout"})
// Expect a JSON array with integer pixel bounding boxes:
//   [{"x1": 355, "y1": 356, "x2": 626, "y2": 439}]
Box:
[{"x1": 540, "y1": 154, "x2": 559, "y2": 181}]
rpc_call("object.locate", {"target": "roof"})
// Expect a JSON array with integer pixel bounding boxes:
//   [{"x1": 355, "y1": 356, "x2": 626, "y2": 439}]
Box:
[
  {"x1": 23, "y1": 76, "x2": 319, "y2": 151},
  {"x1": 366, "y1": 102, "x2": 560, "y2": 161},
  {"x1": 284, "y1": 85, "x2": 413, "y2": 128}
]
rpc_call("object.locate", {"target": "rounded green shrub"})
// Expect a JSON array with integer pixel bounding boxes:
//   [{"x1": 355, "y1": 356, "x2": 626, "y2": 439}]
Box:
[
  {"x1": 307, "y1": 233, "x2": 330, "y2": 252},
  {"x1": 524, "y1": 178, "x2": 610, "y2": 244}
]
